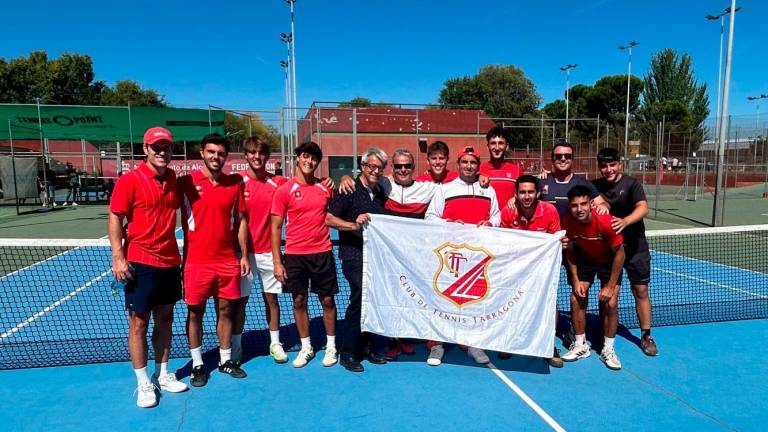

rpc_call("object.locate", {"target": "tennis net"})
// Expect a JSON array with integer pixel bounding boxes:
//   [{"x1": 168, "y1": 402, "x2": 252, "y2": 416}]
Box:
[{"x1": 1, "y1": 225, "x2": 767, "y2": 369}]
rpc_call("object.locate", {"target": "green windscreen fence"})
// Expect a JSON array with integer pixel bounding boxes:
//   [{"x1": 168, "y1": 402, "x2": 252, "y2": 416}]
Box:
[{"x1": 0, "y1": 104, "x2": 225, "y2": 142}]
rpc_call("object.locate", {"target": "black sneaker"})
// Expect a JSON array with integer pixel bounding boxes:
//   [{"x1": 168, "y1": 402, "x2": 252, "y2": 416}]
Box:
[
  {"x1": 340, "y1": 354, "x2": 364, "y2": 373},
  {"x1": 190, "y1": 365, "x2": 208, "y2": 387},
  {"x1": 218, "y1": 360, "x2": 247, "y2": 378}
]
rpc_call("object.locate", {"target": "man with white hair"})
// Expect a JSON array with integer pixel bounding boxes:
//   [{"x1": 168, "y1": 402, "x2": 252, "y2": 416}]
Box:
[{"x1": 328, "y1": 147, "x2": 389, "y2": 372}]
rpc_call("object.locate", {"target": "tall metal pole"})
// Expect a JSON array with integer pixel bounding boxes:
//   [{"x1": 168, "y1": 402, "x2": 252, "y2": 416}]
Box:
[
  {"x1": 713, "y1": 0, "x2": 737, "y2": 227},
  {"x1": 707, "y1": 7, "x2": 740, "y2": 152},
  {"x1": 287, "y1": 0, "x2": 299, "y2": 146},
  {"x1": 560, "y1": 64, "x2": 577, "y2": 141},
  {"x1": 35, "y1": 98, "x2": 49, "y2": 207},
  {"x1": 619, "y1": 41, "x2": 639, "y2": 161}
]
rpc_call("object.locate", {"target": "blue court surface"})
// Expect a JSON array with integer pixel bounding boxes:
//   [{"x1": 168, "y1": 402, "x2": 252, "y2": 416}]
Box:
[
  {"x1": 1, "y1": 226, "x2": 767, "y2": 430},
  {"x1": 0, "y1": 319, "x2": 766, "y2": 431}
]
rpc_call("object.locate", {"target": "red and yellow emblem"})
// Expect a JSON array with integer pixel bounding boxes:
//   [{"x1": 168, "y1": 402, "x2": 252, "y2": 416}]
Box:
[{"x1": 432, "y1": 242, "x2": 495, "y2": 307}]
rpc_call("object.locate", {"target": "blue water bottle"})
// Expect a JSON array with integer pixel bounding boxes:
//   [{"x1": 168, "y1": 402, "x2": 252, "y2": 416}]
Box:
[
  {"x1": 110, "y1": 278, "x2": 128, "y2": 296},
  {"x1": 110, "y1": 265, "x2": 134, "y2": 296}
]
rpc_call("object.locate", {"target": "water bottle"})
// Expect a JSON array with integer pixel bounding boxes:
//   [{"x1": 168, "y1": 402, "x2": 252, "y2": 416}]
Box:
[
  {"x1": 110, "y1": 265, "x2": 135, "y2": 296},
  {"x1": 110, "y1": 278, "x2": 128, "y2": 296}
]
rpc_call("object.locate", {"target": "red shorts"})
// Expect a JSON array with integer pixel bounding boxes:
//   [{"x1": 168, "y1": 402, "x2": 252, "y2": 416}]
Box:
[{"x1": 183, "y1": 261, "x2": 241, "y2": 305}]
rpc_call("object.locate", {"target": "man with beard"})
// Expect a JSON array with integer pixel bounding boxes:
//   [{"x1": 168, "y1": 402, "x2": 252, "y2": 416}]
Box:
[
  {"x1": 499, "y1": 175, "x2": 564, "y2": 367},
  {"x1": 592, "y1": 148, "x2": 657, "y2": 357},
  {"x1": 539, "y1": 141, "x2": 606, "y2": 218},
  {"x1": 424, "y1": 146, "x2": 500, "y2": 366},
  {"x1": 178, "y1": 133, "x2": 250, "y2": 387}
]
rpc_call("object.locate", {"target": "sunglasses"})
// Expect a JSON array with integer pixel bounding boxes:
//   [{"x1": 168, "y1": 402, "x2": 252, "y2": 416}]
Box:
[
  {"x1": 553, "y1": 153, "x2": 573, "y2": 160},
  {"x1": 149, "y1": 144, "x2": 172, "y2": 154},
  {"x1": 393, "y1": 163, "x2": 414, "y2": 170}
]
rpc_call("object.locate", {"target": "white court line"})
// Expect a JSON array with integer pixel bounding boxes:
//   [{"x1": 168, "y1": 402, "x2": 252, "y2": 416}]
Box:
[
  {"x1": 0, "y1": 234, "x2": 110, "y2": 282},
  {"x1": 487, "y1": 362, "x2": 566, "y2": 432},
  {"x1": 652, "y1": 250, "x2": 768, "y2": 279},
  {"x1": 653, "y1": 267, "x2": 768, "y2": 300},
  {"x1": 0, "y1": 269, "x2": 111, "y2": 341}
]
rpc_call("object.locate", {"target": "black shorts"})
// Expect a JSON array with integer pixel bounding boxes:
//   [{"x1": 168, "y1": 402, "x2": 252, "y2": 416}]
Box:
[
  {"x1": 575, "y1": 259, "x2": 623, "y2": 288},
  {"x1": 283, "y1": 251, "x2": 339, "y2": 296},
  {"x1": 124, "y1": 262, "x2": 182, "y2": 313},
  {"x1": 624, "y1": 238, "x2": 651, "y2": 285}
]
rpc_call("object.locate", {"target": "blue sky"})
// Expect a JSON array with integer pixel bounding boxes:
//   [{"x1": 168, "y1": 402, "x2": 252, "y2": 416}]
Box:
[{"x1": 2, "y1": 0, "x2": 766, "y2": 118}]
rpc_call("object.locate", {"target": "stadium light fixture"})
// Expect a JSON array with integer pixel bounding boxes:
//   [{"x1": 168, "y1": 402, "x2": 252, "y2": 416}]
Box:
[
  {"x1": 559, "y1": 64, "x2": 578, "y2": 141},
  {"x1": 706, "y1": 6, "x2": 741, "y2": 153},
  {"x1": 618, "y1": 41, "x2": 639, "y2": 160}
]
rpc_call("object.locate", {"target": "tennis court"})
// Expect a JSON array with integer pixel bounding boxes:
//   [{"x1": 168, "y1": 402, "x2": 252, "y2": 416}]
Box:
[{"x1": 0, "y1": 222, "x2": 766, "y2": 430}]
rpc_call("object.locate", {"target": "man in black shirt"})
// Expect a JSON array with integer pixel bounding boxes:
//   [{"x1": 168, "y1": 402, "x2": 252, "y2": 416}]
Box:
[
  {"x1": 328, "y1": 147, "x2": 390, "y2": 372},
  {"x1": 539, "y1": 141, "x2": 606, "y2": 218},
  {"x1": 592, "y1": 148, "x2": 658, "y2": 356}
]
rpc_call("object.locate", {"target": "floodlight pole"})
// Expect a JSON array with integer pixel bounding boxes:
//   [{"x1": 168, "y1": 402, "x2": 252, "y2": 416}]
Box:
[
  {"x1": 619, "y1": 41, "x2": 638, "y2": 161},
  {"x1": 560, "y1": 64, "x2": 577, "y2": 141},
  {"x1": 286, "y1": 0, "x2": 298, "y2": 146},
  {"x1": 713, "y1": 0, "x2": 738, "y2": 227},
  {"x1": 707, "y1": 6, "x2": 740, "y2": 154},
  {"x1": 748, "y1": 95, "x2": 767, "y2": 163}
]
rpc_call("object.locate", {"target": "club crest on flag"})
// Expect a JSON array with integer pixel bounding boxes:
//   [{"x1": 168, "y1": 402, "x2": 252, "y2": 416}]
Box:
[{"x1": 432, "y1": 243, "x2": 495, "y2": 307}]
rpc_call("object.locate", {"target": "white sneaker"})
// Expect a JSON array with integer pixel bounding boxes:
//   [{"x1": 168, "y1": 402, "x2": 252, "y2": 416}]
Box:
[
  {"x1": 155, "y1": 372, "x2": 188, "y2": 393},
  {"x1": 562, "y1": 343, "x2": 591, "y2": 362},
  {"x1": 427, "y1": 345, "x2": 444, "y2": 366},
  {"x1": 468, "y1": 347, "x2": 490, "y2": 365},
  {"x1": 292, "y1": 346, "x2": 315, "y2": 368},
  {"x1": 62, "y1": 202, "x2": 69, "y2": 206},
  {"x1": 322, "y1": 347, "x2": 338, "y2": 367},
  {"x1": 269, "y1": 343, "x2": 288, "y2": 364},
  {"x1": 72, "y1": 202, "x2": 78, "y2": 206},
  {"x1": 135, "y1": 382, "x2": 158, "y2": 408},
  {"x1": 600, "y1": 348, "x2": 622, "y2": 371}
]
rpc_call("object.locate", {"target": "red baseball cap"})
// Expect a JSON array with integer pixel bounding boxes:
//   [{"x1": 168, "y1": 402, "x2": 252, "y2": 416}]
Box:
[
  {"x1": 457, "y1": 146, "x2": 480, "y2": 162},
  {"x1": 143, "y1": 127, "x2": 174, "y2": 145}
]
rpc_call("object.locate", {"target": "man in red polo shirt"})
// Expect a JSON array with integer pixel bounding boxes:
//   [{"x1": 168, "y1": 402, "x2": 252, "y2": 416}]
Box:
[
  {"x1": 108, "y1": 126, "x2": 188, "y2": 408},
  {"x1": 479, "y1": 126, "x2": 521, "y2": 206},
  {"x1": 178, "y1": 133, "x2": 250, "y2": 386},
  {"x1": 238, "y1": 135, "x2": 289, "y2": 364},
  {"x1": 415, "y1": 140, "x2": 459, "y2": 184},
  {"x1": 499, "y1": 174, "x2": 564, "y2": 367},
  {"x1": 561, "y1": 185, "x2": 625, "y2": 371}
]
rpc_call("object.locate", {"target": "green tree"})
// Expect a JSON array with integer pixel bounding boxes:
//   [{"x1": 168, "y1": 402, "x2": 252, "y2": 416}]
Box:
[
  {"x1": 99, "y1": 80, "x2": 166, "y2": 107},
  {"x1": 337, "y1": 97, "x2": 394, "y2": 108},
  {"x1": 438, "y1": 65, "x2": 541, "y2": 119},
  {"x1": 224, "y1": 112, "x2": 280, "y2": 153},
  {"x1": 641, "y1": 48, "x2": 709, "y2": 149}
]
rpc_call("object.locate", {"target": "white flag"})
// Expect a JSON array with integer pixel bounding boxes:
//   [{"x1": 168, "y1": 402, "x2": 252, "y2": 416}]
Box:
[{"x1": 361, "y1": 214, "x2": 562, "y2": 358}]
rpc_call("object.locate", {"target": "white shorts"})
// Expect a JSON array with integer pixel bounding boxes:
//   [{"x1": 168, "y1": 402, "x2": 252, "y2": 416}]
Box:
[{"x1": 240, "y1": 252, "x2": 282, "y2": 297}]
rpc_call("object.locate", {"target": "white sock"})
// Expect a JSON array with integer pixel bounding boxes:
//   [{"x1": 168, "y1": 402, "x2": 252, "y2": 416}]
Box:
[
  {"x1": 134, "y1": 366, "x2": 150, "y2": 386},
  {"x1": 190, "y1": 346, "x2": 204, "y2": 368},
  {"x1": 604, "y1": 336, "x2": 615, "y2": 351},
  {"x1": 231, "y1": 334, "x2": 242, "y2": 352},
  {"x1": 154, "y1": 362, "x2": 168, "y2": 377},
  {"x1": 326, "y1": 335, "x2": 336, "y2": 350},
  {"x1": 575, "y1": 334, "x2": 586, "y2": 346},
  {"x1": 300, "y1": 337, "x2": 311, "y2": 350},
  {"x1": 269, "y1": 330, "x2": 280, "y2": 345},
  {"x1": 219, "y1": 347, "x2": 232, "y2": 365}
]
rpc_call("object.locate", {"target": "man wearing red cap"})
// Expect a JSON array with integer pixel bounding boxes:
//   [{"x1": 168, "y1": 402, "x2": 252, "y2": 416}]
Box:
[
  {"x1": 108, "y1": 126, "x2": 188, "y2": 408},
  {"x1": 424, "y1": 146, "x2": 500, "y2": 366}
]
